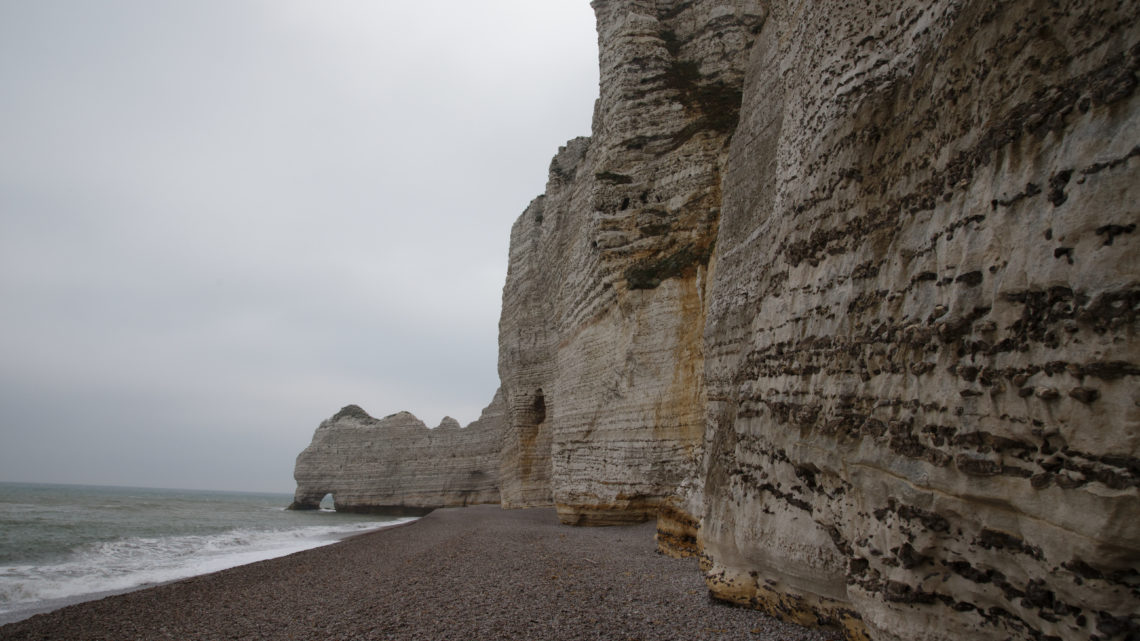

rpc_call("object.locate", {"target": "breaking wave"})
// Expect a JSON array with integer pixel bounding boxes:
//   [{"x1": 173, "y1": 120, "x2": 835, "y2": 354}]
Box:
[{"x1": 0, "y1": 519, "x2": 413, "y2": 621}]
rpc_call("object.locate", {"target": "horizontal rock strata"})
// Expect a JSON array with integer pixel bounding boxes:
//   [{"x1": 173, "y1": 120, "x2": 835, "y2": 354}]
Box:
[
  {"x1": 700, "y1": 1, "x2": 1140, "y2": 640},
  {"x1": 291, "y1": 1, "x2": 1139, "y2": 639},
  {"x1": 498, "y1": 0, "x2": 766, "y2": 537},
  {"x1": 290, "y1": 391, "x2": 504, "y2": 513}
]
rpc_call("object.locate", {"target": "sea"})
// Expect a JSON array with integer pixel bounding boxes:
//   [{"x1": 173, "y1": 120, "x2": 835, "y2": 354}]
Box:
[{"x1": 0, "y1": 482, "x2": 414, "y2": 625}]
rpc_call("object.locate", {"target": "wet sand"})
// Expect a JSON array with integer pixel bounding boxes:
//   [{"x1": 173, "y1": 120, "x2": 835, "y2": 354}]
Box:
[{"x1": 0, "y1": 505, "x2": 840, "y2": 640}]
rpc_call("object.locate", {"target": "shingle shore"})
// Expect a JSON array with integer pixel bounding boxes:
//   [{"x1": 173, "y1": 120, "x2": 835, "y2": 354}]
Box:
[{"x1": 0, "y1": 505, "x2": 840, "y2": 640}]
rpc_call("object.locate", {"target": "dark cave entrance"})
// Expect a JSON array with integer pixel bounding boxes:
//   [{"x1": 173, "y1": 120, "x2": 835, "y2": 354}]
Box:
[{"x1": 532, "y1": 388, "x2": 547, "y2": 424}]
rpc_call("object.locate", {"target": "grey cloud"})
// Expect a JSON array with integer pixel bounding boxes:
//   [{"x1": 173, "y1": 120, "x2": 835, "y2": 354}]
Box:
[{"x1": 0, "y1": 0, "x2": 598, "y2": 492}]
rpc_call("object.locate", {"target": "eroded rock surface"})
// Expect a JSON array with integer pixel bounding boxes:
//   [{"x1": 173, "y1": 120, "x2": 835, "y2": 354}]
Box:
[
  {"x1": 497, "y1": 0, "x2": 765, "y2": 535},
  {"x1": 699, "y1": 1, "x2": 1140, "y2": 640},
  {"x1": 290, "y1": 391, "x2": 504, "y2": 513},
  {"x1": 291, "y1": 0, "x2": 1138, "y2": 638}
]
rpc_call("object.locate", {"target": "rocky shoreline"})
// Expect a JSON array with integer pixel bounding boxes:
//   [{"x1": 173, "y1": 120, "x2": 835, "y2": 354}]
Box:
[{"x1": 0, "y1": 506, "x2": 839, "y2": 641}]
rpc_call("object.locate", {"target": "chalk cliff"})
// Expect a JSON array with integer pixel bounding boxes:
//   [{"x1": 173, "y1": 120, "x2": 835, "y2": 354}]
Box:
[
  {"x1": 498, "y1": 0, "x2": 765, "y2": 537},
  {"x1": 498, "y1": 0, "x2": 1139, "y2": 638},
  {"x1": 290, "y1": 391, "x2": 504, "y2": 513},
  {"x1": 291, "y1": 0, "x2": 1139, "y2": 638},
  {"x1": 699, "y1": 2, "x2": 1140, "y2": 640}
]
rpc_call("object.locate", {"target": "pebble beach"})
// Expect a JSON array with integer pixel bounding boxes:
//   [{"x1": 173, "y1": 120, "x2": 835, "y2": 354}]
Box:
[{"x1": 0, "y1": 505, "x2": 841, "y2": 640}]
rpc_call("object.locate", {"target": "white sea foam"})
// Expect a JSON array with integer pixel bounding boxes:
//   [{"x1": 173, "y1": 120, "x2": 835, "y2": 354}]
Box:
[{"x1": 0, "y1": 518, "x2": 414, "y2": 623}]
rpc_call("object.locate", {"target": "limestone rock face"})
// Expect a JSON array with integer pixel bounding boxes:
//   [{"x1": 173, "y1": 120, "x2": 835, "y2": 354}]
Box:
[
  {"x1": 699, "y1": 1, "x2": 1140, "y2": 640},
  {"x1": 290, "y1": 0, "x2": 1138, "y2": 638},
  {"x1": 496, "y1": 0, "x2": 766, "y2": 531},
  {"x1": 290, "y1": 391, "x2": 504, "y2": 513}
]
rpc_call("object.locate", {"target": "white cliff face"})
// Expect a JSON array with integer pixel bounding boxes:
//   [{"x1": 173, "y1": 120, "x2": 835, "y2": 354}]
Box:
[
  {"x1": 290, "y1": 0, "x2": 1139, "y2": 638},
  {"x1": 497, "y1": 0, "x2": 765, "y2": 537},
  {"x1": 290, "y1": 391, "x2": 504, "y2": 513},
  {"x1": 700, "y1": 1, "x2": 1140, "y2": 640}
]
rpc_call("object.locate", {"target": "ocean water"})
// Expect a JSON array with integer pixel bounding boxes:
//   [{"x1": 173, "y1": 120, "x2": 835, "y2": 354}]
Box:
[{"x1": 0, "y1": 482, "x2": 414, "y2": 625}]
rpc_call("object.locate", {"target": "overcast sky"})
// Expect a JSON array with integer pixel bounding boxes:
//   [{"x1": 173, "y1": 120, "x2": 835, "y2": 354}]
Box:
[{"x1": 0, "y1": 1, "x2": 599, "y2": 493}]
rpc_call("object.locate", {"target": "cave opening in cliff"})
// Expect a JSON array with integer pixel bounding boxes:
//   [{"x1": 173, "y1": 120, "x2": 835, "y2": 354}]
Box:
[
  {"x1": 320, "y1": 493, "x2": 334, "y2": 510},
  {"x1": 532, "y1": 389, "x2": 546, "y2": 424}
]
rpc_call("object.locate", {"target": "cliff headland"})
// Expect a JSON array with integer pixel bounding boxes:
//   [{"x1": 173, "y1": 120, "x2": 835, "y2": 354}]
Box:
[
  {"x1": 290, "y1": 392, "x2": 504, "y2": 513},
  {"x1": 292, "y1": 1, "x2": 1140, "y2": 639}
]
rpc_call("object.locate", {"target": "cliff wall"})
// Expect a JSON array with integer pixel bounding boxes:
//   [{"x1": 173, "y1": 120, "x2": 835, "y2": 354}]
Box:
[
  {"x1": 700, "y1": 1, "x2": 1140, "y2": 640},
  {"x1": 499, "y1": 0, "x2": 1139, "y2": 637},
  {"x1": 290, "y1": 0, "x2": 1139, "y2": 638},
  {"x1": 290, "y1": 391, "x2": 504, "y2": 513},
  {"x1": 497, "y1": 0, "x2": 765, "y2": 536}
]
